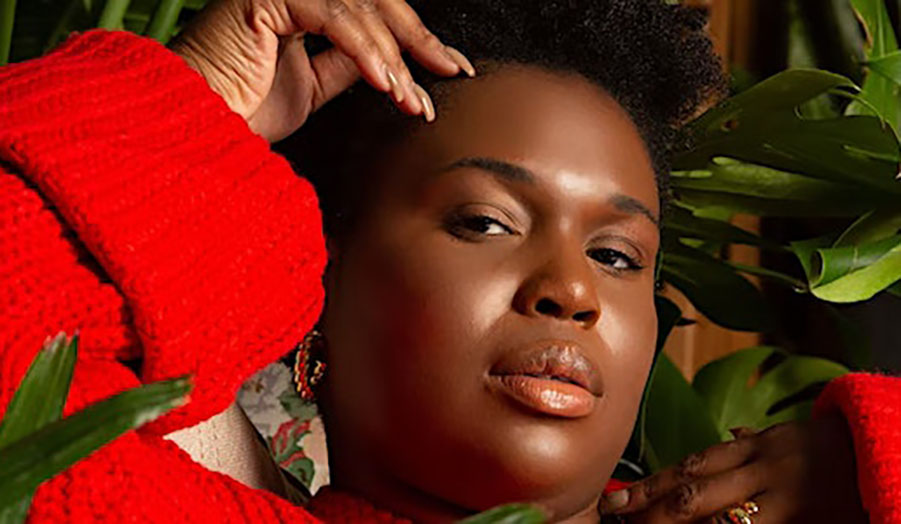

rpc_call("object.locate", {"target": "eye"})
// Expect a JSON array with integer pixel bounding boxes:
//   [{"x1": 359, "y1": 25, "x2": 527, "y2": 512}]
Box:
[
  {"x1": 587, "y1": 247, "x2": 643, "y2": 272},
  {"x1": 445, "y1": 213, "x2": 514, "y2": 240}
]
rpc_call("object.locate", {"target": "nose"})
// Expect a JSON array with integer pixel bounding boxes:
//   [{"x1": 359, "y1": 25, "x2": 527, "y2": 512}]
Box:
[{"x1": 513, "y1": 250, "x2": 601, "y2": 330}]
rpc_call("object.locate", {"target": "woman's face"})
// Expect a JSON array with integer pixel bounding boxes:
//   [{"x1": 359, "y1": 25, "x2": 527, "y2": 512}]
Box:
[{"x1": 319, "y1": 65, "x2": 660, "y2": 521}]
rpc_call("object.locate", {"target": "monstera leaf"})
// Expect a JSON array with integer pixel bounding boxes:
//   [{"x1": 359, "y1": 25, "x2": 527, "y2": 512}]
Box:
[
  {"x1": 673, "y1": 69, "x2": 901, "y2": 195},
  {"x1": 642, "y1": 353, "x2": 722, "y2": 472},
  {"x1": 792, "y1": 209, "x2": 901, "y2": 302},
  {"x1": 846, "y1": 0, "x2": 901, "y2": 128},
  {"x1": 660, "y1": 242, "x2": 772, "y2": 331},
  {"x1": 668, "y1": 62, "x2": 901, "y2": 305},
  {"x1": 692, "y1": 347, "x2": 849, "y2": 440}
]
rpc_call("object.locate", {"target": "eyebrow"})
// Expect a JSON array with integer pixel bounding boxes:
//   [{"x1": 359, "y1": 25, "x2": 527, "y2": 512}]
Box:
[
  {"x1": 435, "y1": 156, "x2": 659, "y2": 226},
  {"x1": 436, "y1": 156, "x2": 536, "y2": 183},
  {"x1": 610, "y1": 194, "x2": 660, "y2": 227}
]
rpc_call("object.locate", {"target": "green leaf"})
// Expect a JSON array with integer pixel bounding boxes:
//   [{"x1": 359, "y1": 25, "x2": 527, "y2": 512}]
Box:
[
  {"x1": 889, "y1": 281, "x2": 901, "y2": 296},
  {"x1": 834, "y1": 209, "x2": 901, "y2": 246},
  {"x1": 747, "y1": 356, "x2": 848, "y2": 417},
  {"x1": 847, "y1": 0, "x2": 900, "y2": 129},
  {"x1": 0, "y1": 332, "x2": 77, "y2": 447},
  {"x1": 620, "y1": 295, "x2": 685, "y2": 476},
  {"x1": 661, "y1": 243, "x2": 772, "y2": 331},
  {"x1": 786, "y1": 0, "x2": 841, "y2": 119},
  {"x1": 761, "y1": 400, "x2": 815, "y2": 428},
  {"x1": 692, "y1": 348, "x2": 847, "y2": 435},
  {"x1": 793, "y1": 233, "x2": 901, "y2": 302},
  {"x1": 643, "y1": 354, "x2": 722, "y2": 472},
  {"x1": 663, "y1": 205, "x2": 777, "y2": 248},
  {"x1": 692, "y1": 347, "x2": 778, "y2": 439},
  {"x1": 676, "y1": 69, "x2": 901, "y2": 196},
  {"x1": 811, "y1": 238, "x2": 901, "y2": 302},
  {"x1": 0, "y1": 499, "x2": 30, "y2": 524},
  {"x1": 868, "y1": 49, "x2": 901, "y2": 83},
  {"x1": 813, "y1": 235, "x2": 901, "y2": 286},
  {"x1": 458, "y1": 504, "x2": 545, "y2": 524},
  {"x1": 672, "y1": 157, "x2": 889, "y2": 217},
  {"x1": 0, "y1": 332, "x2": 78, "y2": 524},
  {"x1": 790, "y1": 235, "x2": 834, "y2": 280},
  {"x1": 0, "y1": 0, "x2": 16, "y2": 66},
  {"x1": 0, "y1": 376, "x2": 191, "y2": 510}
]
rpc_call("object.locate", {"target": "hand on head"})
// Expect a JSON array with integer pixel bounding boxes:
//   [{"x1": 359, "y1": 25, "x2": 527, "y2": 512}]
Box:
[
  {"x1": 168, "y1": 0, "x2": 474, "y2": 141},
  {"x1": 600, "y1": 416, "x2": 867, "y2": 523}
]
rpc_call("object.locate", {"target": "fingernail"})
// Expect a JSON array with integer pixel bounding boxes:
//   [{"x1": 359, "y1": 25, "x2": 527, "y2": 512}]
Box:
[
  {"x1": 385, "y1": 64, "x2": 405, "y2": 103},
  {"x1": 729, "y1": 426, "x2": 755, "y2": 439},
  {"x1": 412, "y1": 83, "x2": 435, "y2": 123},
  {"x1": 599, "y1": 489, "x2": 630, "y2": 514},
  {"x1": 405, "y1": 77, "x2": 423, "y2": 114},
  {"x1": 445, "y1": 45, "x2": 476, "y2": 77}
]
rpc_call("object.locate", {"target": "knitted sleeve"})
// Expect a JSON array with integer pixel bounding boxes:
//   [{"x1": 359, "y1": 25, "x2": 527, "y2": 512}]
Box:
[
  {"x1": 815, "y1": 373, "x2": 901, "y2": 524},
  {"x1": 0, "y1": 30, "x2": 326, "y2": 521}
]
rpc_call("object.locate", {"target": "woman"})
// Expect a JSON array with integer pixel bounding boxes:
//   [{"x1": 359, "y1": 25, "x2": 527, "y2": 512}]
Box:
[{"x1": 0, "y1": 0, "x2": 897, "y2": 522}]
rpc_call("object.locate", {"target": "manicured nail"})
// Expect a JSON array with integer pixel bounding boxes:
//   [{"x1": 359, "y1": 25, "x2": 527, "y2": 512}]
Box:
[
  {"x1": 412, "y1": 83, "x2": 435, "y2": 123},
  {"x1": 445, "y1": 45, "x2": 476, "y2": 77},
  {"x1": 405, "y1": 77, "x2": 423, "y2": 114},
  {"x1": 599, "y1": 489, "x2": 630, "y2": 514},
  {"x1": 385, "y1": 64, "x2": 404, "y2": 103}
]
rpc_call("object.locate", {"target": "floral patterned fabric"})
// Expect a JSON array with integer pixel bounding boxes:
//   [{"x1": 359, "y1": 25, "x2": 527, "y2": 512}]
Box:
[{"x1": 238, "y1": 361, "x2": 330, "y2": 493}]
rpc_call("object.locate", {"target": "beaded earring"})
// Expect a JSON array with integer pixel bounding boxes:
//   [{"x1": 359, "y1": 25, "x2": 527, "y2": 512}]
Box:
[{"x1": 294, "y1": 329, "x2": 327, "y2": 402}]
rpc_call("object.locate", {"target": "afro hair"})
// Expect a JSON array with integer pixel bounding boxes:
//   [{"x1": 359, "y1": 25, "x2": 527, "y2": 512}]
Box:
[{"x1": 277, "y1": 0, "x2": 724, "y2": 239}]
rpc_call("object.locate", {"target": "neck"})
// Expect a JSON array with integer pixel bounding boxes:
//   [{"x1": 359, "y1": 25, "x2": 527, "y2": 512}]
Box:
[
  {"x1": 327, "y1": 450, "x2": 471, "y2": 521},
  {"x1": 327, "y1": 445, "x2": 603, "y2": 523}
]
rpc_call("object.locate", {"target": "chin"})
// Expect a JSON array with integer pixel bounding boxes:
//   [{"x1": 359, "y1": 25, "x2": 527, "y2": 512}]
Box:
[{"x1": 434, "y1": 416, "x2": 616, "y2": 519}]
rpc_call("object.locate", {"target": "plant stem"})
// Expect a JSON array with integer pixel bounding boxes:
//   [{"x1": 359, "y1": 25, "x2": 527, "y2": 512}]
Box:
[
  {"x1": 0, "y1": 0, "x2": 17, "y2": 66},
  {"x1": 146, "y1": 0, "x2": 184, "y2": 43},
  {"x1": 43, "y1": 0, "x2": 83, "y2": 53},
  {"x1": 97, "y1": 0, "x2": 131, "y2": 29}
]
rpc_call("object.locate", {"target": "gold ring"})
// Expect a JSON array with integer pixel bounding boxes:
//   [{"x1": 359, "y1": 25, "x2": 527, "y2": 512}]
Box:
[{"x1": 723, "y1": 501, "x2": 759, "y2": 524}]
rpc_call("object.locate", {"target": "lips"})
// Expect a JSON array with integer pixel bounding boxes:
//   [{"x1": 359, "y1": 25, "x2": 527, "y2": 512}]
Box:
[{"x1": 489, "y1": 340, "x2": 603, "y2": 419}]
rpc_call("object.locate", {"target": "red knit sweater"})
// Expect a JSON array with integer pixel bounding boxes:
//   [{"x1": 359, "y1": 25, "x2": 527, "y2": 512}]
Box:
[{"x1": 0, "y1": 30, "x2": 898, "y2": 523}]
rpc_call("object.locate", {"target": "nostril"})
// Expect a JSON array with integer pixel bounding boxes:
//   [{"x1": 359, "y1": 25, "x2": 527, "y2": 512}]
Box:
[
  {"x1": 535, "y1": 298, "x2": 563, "y2": 317},
  {"x1": 573, "y1": 310, "x2": 598, "y2": 325}
]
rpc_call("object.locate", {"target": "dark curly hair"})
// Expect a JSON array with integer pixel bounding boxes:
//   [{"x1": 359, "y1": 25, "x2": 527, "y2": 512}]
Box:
[{"x1": 276, "y1": 0, "x2": 724, "y2": 239}]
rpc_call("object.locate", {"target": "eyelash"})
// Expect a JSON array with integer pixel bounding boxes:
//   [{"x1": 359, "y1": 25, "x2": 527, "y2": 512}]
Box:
[{"x1": 446, "y1": 213, "x2": 644, "y2": 273}]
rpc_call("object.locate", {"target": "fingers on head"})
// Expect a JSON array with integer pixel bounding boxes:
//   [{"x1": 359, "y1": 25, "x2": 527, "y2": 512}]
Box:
[
  {"x1": 346, "y1": 0, "x2": 424, "y2": 113},
  {"x1": 284, "y1": 0, "x2": 393, "y2": 97},
  {"x1": 377, "y1": 0, "x2": 461, "y2": 74}
]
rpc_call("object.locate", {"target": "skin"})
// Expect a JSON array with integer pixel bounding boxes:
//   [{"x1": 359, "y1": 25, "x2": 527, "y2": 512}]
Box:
[
  {"x1": 604, "y1": 417, "x2": 866, "y2": 523},
  {"x1": 173, "y1": 0, "x2": 867, "y2": 521},
  {"x1": 318, "y1": 66, "x2": 660, "y2": 522}
]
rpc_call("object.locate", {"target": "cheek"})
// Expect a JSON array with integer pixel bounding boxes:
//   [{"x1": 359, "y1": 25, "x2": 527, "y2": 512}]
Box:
[
  {"x1": 325, "y1": 228, "x2": 519, "y2": 429},
  {"x1": 598, "y1": 282, "x2": 658, "y2": 423}
]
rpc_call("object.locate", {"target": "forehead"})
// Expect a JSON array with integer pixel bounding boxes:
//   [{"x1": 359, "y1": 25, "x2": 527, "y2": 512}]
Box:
[{"x1": 403, "y1": 65, "x2": 659, "y2": 213}]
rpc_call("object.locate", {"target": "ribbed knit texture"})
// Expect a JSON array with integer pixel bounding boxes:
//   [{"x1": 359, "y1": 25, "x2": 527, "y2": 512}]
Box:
[
  {"x1": 0, "y1": 29, "x2": 899, "y2": 523},
  {"x1": 0, "y1": 29, "x2": 326, "y2": 522},
  {"x1": 309, "y1": 488, "x2": 415, "y2": 523},
  {"x1": 815, "y1": 373, "x2": 901, "y2": 524}
]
